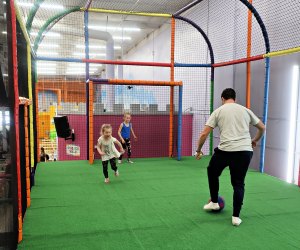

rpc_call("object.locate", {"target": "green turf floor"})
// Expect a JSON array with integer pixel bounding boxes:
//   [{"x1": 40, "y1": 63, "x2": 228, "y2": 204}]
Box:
[{"x1": 18, "y1": 157, "x2": 300, "y2": 250}]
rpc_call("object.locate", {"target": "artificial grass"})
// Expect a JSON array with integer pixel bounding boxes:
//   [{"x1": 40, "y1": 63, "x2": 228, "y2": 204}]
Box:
[{"x1": 18, "y1": 157, "x2": 300, "y2": 249}]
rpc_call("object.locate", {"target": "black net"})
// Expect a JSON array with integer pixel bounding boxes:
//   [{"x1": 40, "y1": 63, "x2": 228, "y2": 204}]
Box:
[{"x1": 0, "y1": 1, "x2": 17, "y2": 249}]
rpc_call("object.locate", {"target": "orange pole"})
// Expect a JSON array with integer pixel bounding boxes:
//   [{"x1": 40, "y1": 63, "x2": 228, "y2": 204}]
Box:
[
  {"x1": 169, "y1": 17, "x2": 175, "y2": 157},
  {"x1": 24, "y1": 104, "x2": 31, "y2": 207},
  {"x1": 89, "y1": 81, "x2": 94, "y2": 164},
  {"x1": 246, "y1": 0, "x2": 253, "y2": 108}
]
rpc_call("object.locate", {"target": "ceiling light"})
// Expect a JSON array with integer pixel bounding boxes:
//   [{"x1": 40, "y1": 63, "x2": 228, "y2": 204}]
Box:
[
  {"x1": 73, "y1": 52, "x2": 106, "y2": 57},
  {"x1": 66, "y1": 71, "x2": 98, "y2": 75},
  {"x1": 76, "y1": 45, "x2": 121, "y2": 50},
  {"x1": 2, "y1": 31, "x2": 7, "y2": 34},
  {"x1": 88, "y1": 25, "x2": 140, "y2": 32},
  {"x1": 17, "y1": 2, "x2": 64, "y2": 10},
  {"x1": 113, "y1": 36, "x2": 131, "y2": 40},
  {"x1": 37, "y1": 62, "x2": 57, "y2": 66},
  {"x1": 37, "y1": 70, "x2": 57, "y2": 73},
  {"x1": 3, "y1": 1, "x2": 6, "y2": 5},
  {"x1": 76, "y1": 45, "x2": 105, "y2": 49},
  {"x1": 30, "y1": 31, "x2": 60, "y2": 37},
  {"x1": 37, "y1": 51, "x2": 59, "y2": 56},
  {"x1": 34, "y1": 44, "x2": 60, "y2": 48}
]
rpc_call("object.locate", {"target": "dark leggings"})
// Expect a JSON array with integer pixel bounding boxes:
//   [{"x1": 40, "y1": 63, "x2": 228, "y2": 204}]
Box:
[
  {"x1": 102, "y1": 158, "x2": 117, "y2": 178},
  {"x1": 207, "y1": 148, "x2": 253, "y2": 217},
  {"x1": 119, "y1": 138, "x2": 131, "y2": 160}
]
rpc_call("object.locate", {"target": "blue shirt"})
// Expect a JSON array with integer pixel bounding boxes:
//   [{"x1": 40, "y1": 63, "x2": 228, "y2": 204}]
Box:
[{"x1": 121, "y1": 122, "x2": 131, "y2": 139}]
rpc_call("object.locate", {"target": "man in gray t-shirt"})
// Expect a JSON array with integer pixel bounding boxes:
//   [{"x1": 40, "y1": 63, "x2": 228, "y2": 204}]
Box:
[{"x1": 195, "y1": 88, "x2": 265, "y2": 226}]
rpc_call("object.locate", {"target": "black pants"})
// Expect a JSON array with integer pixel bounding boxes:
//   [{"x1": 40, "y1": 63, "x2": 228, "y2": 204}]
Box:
[
  {"x1": 207, "y1": 147, "x2": 253, "y2": 217},
  {"x1": 119, "y1": 138, "x2": 131, "y2": 160},
  {"x1": 102, "y1": 158, "x2": 117, "y2": 178}
]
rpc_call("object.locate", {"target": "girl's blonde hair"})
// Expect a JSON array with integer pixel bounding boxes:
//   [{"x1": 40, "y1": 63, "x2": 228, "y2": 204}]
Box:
[{"x1": 101, "y1": 124, "x2": 112, "y2": 135}]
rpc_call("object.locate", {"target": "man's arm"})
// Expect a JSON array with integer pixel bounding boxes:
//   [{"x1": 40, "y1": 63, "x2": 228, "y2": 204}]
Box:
[
  {"x1": 252, "y1": 121, "x2": 266, "y2": 148},
  {"x1": 196, "y1": 125, "x2": 213, "y2": 160}
]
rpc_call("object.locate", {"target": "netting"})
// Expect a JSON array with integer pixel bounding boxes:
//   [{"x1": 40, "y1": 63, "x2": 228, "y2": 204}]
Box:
[
  {"x1": 6, "y1": 1, "x2": 300, "y2": 247},
  {"x1": 0, "y1": 1, "x2": 15, "y2": 249},
  {"x1": 14, "y1": 0, "x2": 300, "y2": 163}
]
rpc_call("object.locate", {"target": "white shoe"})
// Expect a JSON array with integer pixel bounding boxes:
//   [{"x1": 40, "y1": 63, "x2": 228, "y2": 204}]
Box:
[
  {"x1": 118, "y1": 160, "x2": 122, "y2": 164},
  {"x1": 232, "y1": 216, "x2": 242, "y2": 226},
  {"x1": 203, "y1": 201, "x2": 220, "y2": 211},
  {"x1": 127, "y1": 159, "x2": 134, "y2": 163},
  {"x1": 115, "y1": 170, "x2": 119, "y2": 177},
  {"x1": 104, "y1": 178, "x2": 110, "y2": 184}
]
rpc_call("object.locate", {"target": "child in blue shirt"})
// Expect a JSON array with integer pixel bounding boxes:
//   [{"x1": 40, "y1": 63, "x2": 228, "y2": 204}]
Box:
[{"x1": 118, "y1": 112, "x2": 137, "y2": 163}]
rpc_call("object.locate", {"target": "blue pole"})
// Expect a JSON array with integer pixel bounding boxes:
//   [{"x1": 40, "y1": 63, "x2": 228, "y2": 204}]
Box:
[
  {"x1": 177, "y1": 85, "x2": 183, "y2": 160},
  {"x1": 36, "y1": 56, "x2": 83, "y2": 63},
  {"x1": 84, "y1": 11, "x2": 90, "y2": 161},
  {"x1": 259, "y1": 57, "x2": 270, "y2": 173}
]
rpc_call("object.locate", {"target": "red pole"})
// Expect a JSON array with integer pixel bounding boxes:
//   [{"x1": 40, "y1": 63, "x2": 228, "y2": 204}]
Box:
[
  {"x1": 169, "y1": 17, "x2": 175, "y2": 157},
  {"x1": 213, "y1": 55, "x2": 263, "y2": 67},
  {"x1": 10, "y1": 0, "x2": 23, "y2": 242}
]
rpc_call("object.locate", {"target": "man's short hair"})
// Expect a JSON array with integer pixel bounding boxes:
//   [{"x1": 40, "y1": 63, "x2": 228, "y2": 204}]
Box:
[{"x1": 221, "y1": 88, "x2": 236, "y2": 100}]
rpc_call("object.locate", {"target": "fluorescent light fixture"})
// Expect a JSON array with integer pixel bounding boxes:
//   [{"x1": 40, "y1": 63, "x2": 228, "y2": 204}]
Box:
[
  {"x1": 73, "y1": 52, "x2": 105, "y2": 57},
  {"x1": 34, "y1": 44, "x2": 60, "y2": 48},
  {"x1": 287, "y1": 65, "x2": 299, "y2": 183},
  {"x1": 88, "y1": 25, "x2": 140, "y2": 32},
  {"x1": 37, "y1": 69, "x2": 56, "y2": 71},
  {"x1": 3, "y1": 1, "x2": 6, "y2": 4},
  {"x1": 37, "y1": 62, "x2": 57, "y2": 66},
  {"x1": 17, "y1": 2, "x2": 64, "y2": 9},
  {"x1": 2, "y1": 31, "x2": 7, "y2": 34},
  {"x1": 37, "y1": 67, "x2": 56, "y2": 70},
  {"x1": 68, "y1": 66, "x2": 98, "y2": 71},
  {"x1": 30, "y1": 31, "x2": 60, "y2": 37},
  {"x1": 66, "y1": 71, "x2": 98, "y2": 75},
  {"x1": 3, "y1": 73, "x2": 8, "y2": 77},
  {"x1": 67, "y1": 64, "x2": 102, "y2": 69},
  {"x1": 37, "y1": 70, "x2": 57, "y2": 74},
  {"x1": 76, "y1": 45, "x2": 105, "y2": 49},
  {"x1": 113, "y1": 36, "x2": 131, "y2": 40},
  {"x1": 37, "y1": 51, "x2": 59, "y2": 56},
  {"x1": 76, "y1": 45, "x2": 121, "y2": 50}
]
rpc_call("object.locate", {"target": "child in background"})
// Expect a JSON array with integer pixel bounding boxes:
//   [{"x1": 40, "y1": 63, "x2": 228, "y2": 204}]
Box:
[
  {"x1": 40, "y1": 147, "x2": 49, "y2": 162},
  {"x1": 118, "y1": 112, "x2": 137, "y2": 164},
  {"x1": 96, "y1": 124, "x2": 124, "y2": 184}
]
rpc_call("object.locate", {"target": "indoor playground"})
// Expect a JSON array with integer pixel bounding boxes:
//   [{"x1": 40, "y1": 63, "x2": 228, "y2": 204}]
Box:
[{"x1": 0, "y1": 0, "x2": 300, "y2": 249}]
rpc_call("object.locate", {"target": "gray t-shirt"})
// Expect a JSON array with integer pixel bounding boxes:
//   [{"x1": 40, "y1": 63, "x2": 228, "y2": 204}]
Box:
[{"x1": 206, "y1": 103, "x2": 260, "y2": 152}]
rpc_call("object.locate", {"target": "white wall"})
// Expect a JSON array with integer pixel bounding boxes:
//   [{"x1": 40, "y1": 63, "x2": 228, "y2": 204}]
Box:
[{"x1": 119, "y1": 0, "x2": 300, "y2": 184}]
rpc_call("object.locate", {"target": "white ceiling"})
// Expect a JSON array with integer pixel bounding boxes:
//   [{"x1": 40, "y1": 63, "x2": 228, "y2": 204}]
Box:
[{"x1": 16, "y1": 0, "x2": 196, "y2": 76}]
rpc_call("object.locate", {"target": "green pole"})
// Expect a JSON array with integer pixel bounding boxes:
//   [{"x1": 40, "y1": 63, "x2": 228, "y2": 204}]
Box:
[
  {"x1": 33, "y1": 7, "x2": 81, "y2": 52},
  {"x1": 26, "y1": 0, "x2": 45, "y2": 32}
]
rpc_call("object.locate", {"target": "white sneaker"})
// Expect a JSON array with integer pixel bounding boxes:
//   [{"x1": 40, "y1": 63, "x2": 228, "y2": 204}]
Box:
[
  {"x1": 118, "y1": 160, "x2": 122, "y2": 164},
  {"x1": 127, "y1": 159, "x2": 134, "y2": 163},
  {"x1": 232, "y1": 216, "x2": 242, "y2": 226},
  {"x1": 115, "y1": 170, "x2": 119, "y2": 177},
  {"x1": 203, "y1": 201, "x2": 220, "y2": 211},
  {"x1": 104, "y1": 178, "x2": 110, "y2": 184}
]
